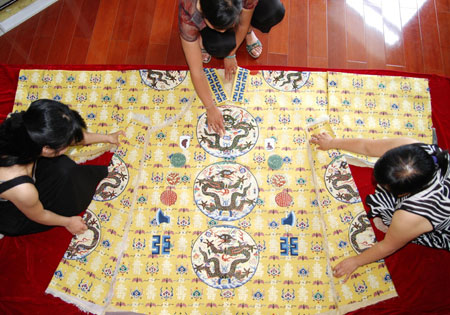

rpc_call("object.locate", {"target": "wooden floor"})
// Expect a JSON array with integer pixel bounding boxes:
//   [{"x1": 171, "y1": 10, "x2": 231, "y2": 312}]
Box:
[{"x1": 0, "y1": 0, "x2": 449, "y2": 76}]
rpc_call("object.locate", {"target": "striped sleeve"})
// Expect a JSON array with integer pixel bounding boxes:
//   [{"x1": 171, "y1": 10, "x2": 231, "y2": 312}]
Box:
[{"x1": 366, "y1": 185, "x2": 396, "y2": 226}]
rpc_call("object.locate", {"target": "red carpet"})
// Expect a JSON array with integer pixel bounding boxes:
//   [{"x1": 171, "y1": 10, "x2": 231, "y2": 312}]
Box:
[{"x1": 0, "y1": 64, "x2": 449, "y2": 314}]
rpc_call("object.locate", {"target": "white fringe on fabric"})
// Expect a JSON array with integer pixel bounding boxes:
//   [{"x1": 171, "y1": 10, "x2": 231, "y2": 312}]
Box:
[
  {"x1": 339, "y1": 292, "x2": 398, "y2": 314},
  {"x1": 45, "y1": 287, "x2": 104, "y2": 315}
]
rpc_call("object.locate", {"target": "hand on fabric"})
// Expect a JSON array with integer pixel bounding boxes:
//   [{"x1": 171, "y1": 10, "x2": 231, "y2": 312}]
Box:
[
  {"x1": 310, "y1": 132, "x2": 335, "y2": 150},
  {"x1": 107, "y1": 130, "x2": 125, "y2": 145},
  {"x1": 333, "y1": 256, "x2": 361, "y2": 282},
  {"x1": 65, "y1": 216, "x2": 88, "y2": 235},
  {"x1": 206, "y1": 106, "x2": 225, "y2": 137},
  {"x1": 224, "y1": 56, "x2": 238, "y2": 82}
]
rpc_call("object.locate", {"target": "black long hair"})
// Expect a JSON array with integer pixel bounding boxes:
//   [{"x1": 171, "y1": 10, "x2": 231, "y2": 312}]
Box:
[
  {"x1": 200, "y1": 0, "x2": 242, "y2": 30},
  {"x1": 0, "y1": 99, "x2": 86, "y2": 166},
  {"x1": 374, "y1": 143, "x2": 448, "y2": 196}
]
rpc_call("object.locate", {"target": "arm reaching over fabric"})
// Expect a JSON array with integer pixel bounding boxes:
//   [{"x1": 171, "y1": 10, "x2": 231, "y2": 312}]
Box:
[
  {"x1": 333, "y1": 209, "x2": 433, "y2": 282},
  {"x1": 78, "y1": 130, "x2": 125, "y2": 146},
  {"x1": 310, "y1": 132, "x2": 419, "y2": 157},
  {"x1": 181, "y1": 36, "x2": 225, "y2": 136},
  {"x1": 2, "y1": 183, "x2": 88, "y2": 235}
]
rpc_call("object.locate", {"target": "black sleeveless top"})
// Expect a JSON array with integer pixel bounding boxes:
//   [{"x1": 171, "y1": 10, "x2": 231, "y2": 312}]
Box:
[
  {"x1": 0, "y1": 175, "x2": 34, "y2": 196},
  {"x1": 0, "y1": 155, "x2": 108, "y2": 236}
]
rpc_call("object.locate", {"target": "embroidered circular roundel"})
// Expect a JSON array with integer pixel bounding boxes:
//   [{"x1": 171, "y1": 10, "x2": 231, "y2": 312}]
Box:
[
  {"x1": 324, "y1": 155, "x2": 361, "y2": 204},
  {"x1": 93, "y1": 154, "x2": 129, "y2": 202},
  {"x1": 170, "y1": 153, "x2": 186, "y2": 168},
  {"x1": 139, "y1": 70, "x2": 188, "y2": 90},
  {"x1": 268, "y1": 154, "x2": 283, "y2": 170},
  {"x1": 160, "y1": 187, "x2": 177, "y2": 206},
  {"x1": 349, "y1": 211, "x2": 377, "y2": 254},
  {"x1": 193, "y1": 162, "x2": 259, "y2": 221},
  {"x1": 192, "y1": 225, "x2": 259, "y2": 289},
  {"x1": 64, "y1": 210, "x2": 101, "y2": 260},
  {"x1": 269, "y1": 174, "x2": 287, "y2": 188},
  {"x1": 262, "y1": 70, "x2": 310, "y2": 91},
  {"x1": 275, "y1": 189, "x2": 293, "y2": 207},
  {"x1": 196, "y1": 105, "x2": 259, "y2": 158}
]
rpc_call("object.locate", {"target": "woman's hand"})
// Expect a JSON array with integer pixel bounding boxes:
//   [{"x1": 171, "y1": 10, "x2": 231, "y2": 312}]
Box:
[
  {"x1": 310, "y1": 132, "x2": 335, "y2": 150},
  {"x1": 106, "y1": 130, "x2": 125, "y2": 145},
  {"x1": 224, "y1": 56, "x2": 238, "y2": 82},
  {"x1": 65, "y1": 216, "x2": 88, "y2": 235},
  {"x1": 206, "y1": 106, "x2": 225, "y2": 136},
  {"x1": 332, "y1": 256, "x2": 361, "y2": 282}
]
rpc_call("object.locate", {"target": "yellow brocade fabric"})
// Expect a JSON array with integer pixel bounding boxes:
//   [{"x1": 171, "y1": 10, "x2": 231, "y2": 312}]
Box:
[{"x1": 11, "y1": 68, "x2": 433, "y2": 314}]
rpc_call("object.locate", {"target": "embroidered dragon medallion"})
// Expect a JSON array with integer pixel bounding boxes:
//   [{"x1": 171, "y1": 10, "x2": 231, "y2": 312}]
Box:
[
  {"x1": 196, "y1": 105, "x2": 259, "y2": 158},
  {"x1": 93, "y1": 154, "x2": 129, "y2": 202},
  {"x1": 139, "y1": 70, "x2": 188, "y2": 90},
  {"x1": 192, "y1": 225, "x2": 259, "y2": 289},
  {"x1": 64, "y1": 210, "x2": 101, "y2": 260},
  {"x1": 349, "y1": 211, "x2": 377, "y2": 254},
  {"x1": 262, "y1": 70, "x2": 310, "y2": 91},
  {"x1": 194, "y1": 162, "x2": 259, "y2": 221},
  {"x1": 324, "y1": 156, "x2": 361, "y2": 204}
]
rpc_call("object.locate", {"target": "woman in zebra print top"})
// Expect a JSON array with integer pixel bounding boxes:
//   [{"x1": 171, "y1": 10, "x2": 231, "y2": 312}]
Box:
[{"x1": 310, "y1": 132, "x2": 450, "y2": 282}]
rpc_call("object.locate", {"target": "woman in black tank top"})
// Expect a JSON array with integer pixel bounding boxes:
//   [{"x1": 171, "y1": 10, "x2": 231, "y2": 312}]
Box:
[{"x1": 0, "y1": 99, "x2": 123, "y2": 236}]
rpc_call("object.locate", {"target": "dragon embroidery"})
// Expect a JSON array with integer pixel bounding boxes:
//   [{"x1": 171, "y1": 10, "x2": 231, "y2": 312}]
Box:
[
  {"x1": 145, "y1": 70, "x2": 181, "y2": 88},
  {"x1": 95, "y1": 168, "x2": 128, "y2": 200},
  {"x1": 267, "y1": 71, "x2": 305, "y2": 90},
  {"x1": 272, "y1": 71, "x2": 304, "y2": 90},
  {"x1": 194, "y1": 233, "x2": 255, "y2": 284},
  {"x1": 199, "y1": 109, "x2": 256, "y2": 153},
  {"x1": 350, "y1": 214, "x2": 374, "y2": 253},
  {"x1": 64, "y1": 211, "x2": 100, "y2": 259},
  {"x1": 326, "y1": 161, "x2": 360, "y2": 201},
  {"x1": 196, "y1": 168, "x2": 256, "y2": 216}
]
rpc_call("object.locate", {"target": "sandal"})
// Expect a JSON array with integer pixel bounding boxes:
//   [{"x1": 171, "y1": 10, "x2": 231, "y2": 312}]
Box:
[
  {"x1": 246, "y1": 31, "x2": 262, "y2": 59},
  {"x1": 201, "y1": 48, "x2": 211, "y2": 64}
]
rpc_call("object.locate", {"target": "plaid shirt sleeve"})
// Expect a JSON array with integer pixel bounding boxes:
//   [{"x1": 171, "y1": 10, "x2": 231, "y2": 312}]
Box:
[{"x1": 178, "y1": 0, "x2": 200, "y2": 42}]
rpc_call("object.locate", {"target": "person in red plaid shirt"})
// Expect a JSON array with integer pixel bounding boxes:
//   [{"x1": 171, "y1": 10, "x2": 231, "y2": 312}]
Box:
[{"x1": 178, "y1": 0, "x2": 284, "y2": 135}]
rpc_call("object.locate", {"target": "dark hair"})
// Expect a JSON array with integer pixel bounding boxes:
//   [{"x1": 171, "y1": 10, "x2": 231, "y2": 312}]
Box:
[
  {"x1": 374, "y1": 143, "x2": 448, "y2": 196},
  {"x1": 0, "y1": 99, "x2": 86, "y2": 166},
  {"x1": 200, "y1": 0, "x2": 242, "y2": 30}
]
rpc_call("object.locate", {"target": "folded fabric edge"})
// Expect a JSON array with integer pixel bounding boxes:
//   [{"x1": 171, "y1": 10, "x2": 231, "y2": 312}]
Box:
[
  {"x1": 338, "y1": 291, "x2": 398, "y2": 314},
  {"x1": 67, "y1": 144, "x2": 116, "y2": 164},
  {"x1": 342, "y1": 154, "x2": 376, "y2": 168},
  {"x1": 307, "y1": 115, "x2": 331, "y2": 127},
  {"x1": 131, "y1": 96, "x2": 193, "y2": 131},
  {"x1": 45, "y1": 287, "x2": 106, "y2": 315}
]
